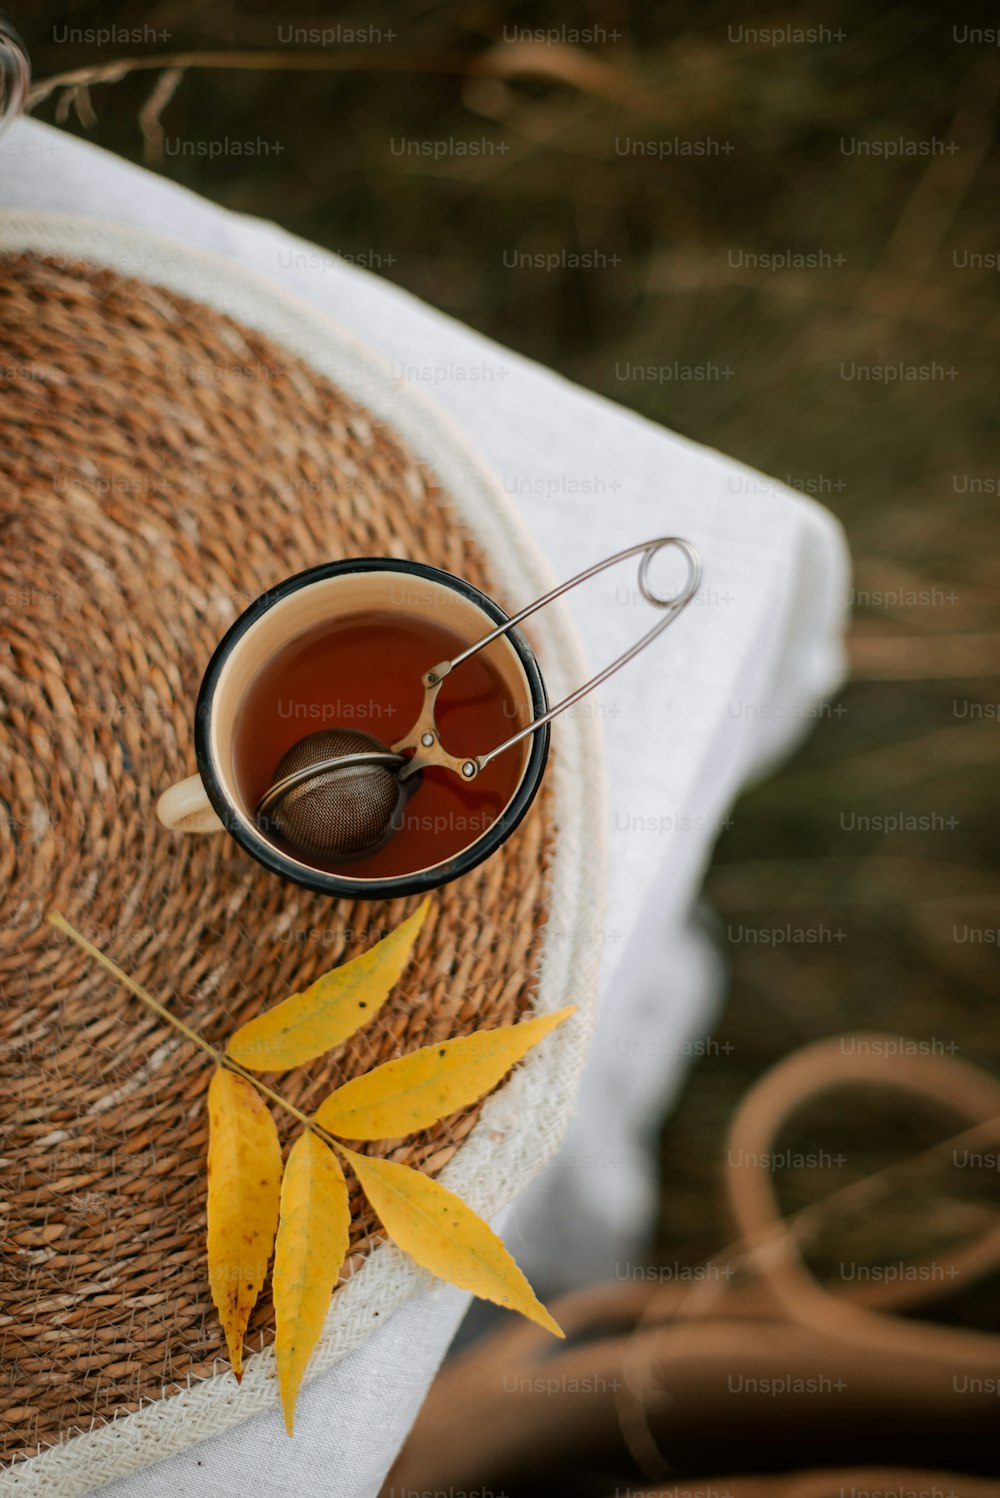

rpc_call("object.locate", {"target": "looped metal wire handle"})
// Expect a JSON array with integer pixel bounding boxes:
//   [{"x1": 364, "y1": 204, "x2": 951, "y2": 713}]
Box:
[{"x1": 394, "y1": 536, "x2": 702, "y2": 782}]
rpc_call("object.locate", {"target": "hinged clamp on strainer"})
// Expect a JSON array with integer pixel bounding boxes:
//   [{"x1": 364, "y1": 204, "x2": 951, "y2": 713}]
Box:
[{"x1": 257, "y1": 536, "x2": 702, "y2": 859}]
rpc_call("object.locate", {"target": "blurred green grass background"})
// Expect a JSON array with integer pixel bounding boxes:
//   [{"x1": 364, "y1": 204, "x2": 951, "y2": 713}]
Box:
[{"x1": 21, "y1": 0, "x2": 1000, "y2": 1319}]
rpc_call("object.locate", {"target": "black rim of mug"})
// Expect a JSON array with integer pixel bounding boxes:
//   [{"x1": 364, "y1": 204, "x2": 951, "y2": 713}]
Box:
[{"x1": 193, "y1": 557, "x2": 551, "y2": 900}]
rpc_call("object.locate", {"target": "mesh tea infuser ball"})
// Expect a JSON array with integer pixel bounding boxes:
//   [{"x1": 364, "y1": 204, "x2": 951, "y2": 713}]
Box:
[{"x1": 257, "y1": 728, "x2": 406, "y2": 857}]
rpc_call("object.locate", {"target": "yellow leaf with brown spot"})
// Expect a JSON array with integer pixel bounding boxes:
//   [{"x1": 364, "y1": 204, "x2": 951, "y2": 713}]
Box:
[
  {"x1": 227, "y1": 899, "x2": 430, "y2": 1071},
  {"x1": 273, "y1": 1131, "x2": 351, "y2": 1435},
  {"x1": 315, "y1": 1006, "x2": 575, "y2": 1140},
  {"x1": 206, "y1": 1068, "x2": 283, "y2": 1379},
  {"x1": 338, "y1": 1144, "x2": 563, "y2": 1337}
]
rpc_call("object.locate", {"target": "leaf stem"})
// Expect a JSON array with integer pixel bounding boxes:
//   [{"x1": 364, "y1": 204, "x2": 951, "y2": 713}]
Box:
[{"x1": 47, "y1": 911, "x2": 343, "y2": 1147}]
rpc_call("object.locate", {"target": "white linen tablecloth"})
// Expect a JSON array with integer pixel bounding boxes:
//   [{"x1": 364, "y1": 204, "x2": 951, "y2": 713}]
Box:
[{"x1": 0, "y1": 118, "x2": 850, "y2": 1498}]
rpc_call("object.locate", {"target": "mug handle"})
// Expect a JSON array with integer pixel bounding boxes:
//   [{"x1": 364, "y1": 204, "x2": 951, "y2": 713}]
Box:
[{"x1": 157, "y1": 774, "x2": 225, "y2": 833}]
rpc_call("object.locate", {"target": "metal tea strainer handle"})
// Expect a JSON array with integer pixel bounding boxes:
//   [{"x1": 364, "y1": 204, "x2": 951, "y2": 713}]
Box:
[{"x1": 391, "y1": 534, "x2": 702, "y2": 783}]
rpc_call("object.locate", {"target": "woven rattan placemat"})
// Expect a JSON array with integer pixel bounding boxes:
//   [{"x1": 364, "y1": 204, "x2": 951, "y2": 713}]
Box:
[{"x1": 0, "y1": 252, "x2": 554, "y2": 1463}]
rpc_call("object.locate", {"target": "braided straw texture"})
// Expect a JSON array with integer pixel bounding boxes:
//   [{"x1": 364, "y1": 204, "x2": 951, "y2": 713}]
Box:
[{"x1": 0, "y1": 216, "x2": 606, "y2": 1495}]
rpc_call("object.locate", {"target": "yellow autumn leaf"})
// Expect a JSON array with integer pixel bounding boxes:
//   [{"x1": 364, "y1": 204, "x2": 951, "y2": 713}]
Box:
[
  {"x1": 206, "y1": 1068, "x2": 283, "y2": 1380},
  {"x1": 273, "y1": 1131, "x2": 351, "y2": 1435},
  {"x1": 338, "y1": 1144, "x2": 563, "y2": 1337},
  {"x1": 315, "y1": 1006, "x2": 575, "y2": 1140},
  {"x1": 227, "y1": 898, "x2": 430, "y2": 1070}
]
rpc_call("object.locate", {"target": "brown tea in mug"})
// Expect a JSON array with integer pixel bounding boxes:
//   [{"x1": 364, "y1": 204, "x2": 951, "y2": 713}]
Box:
[{"x1": 232, "y1": 609, "x2": 529, "y2": 878}]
